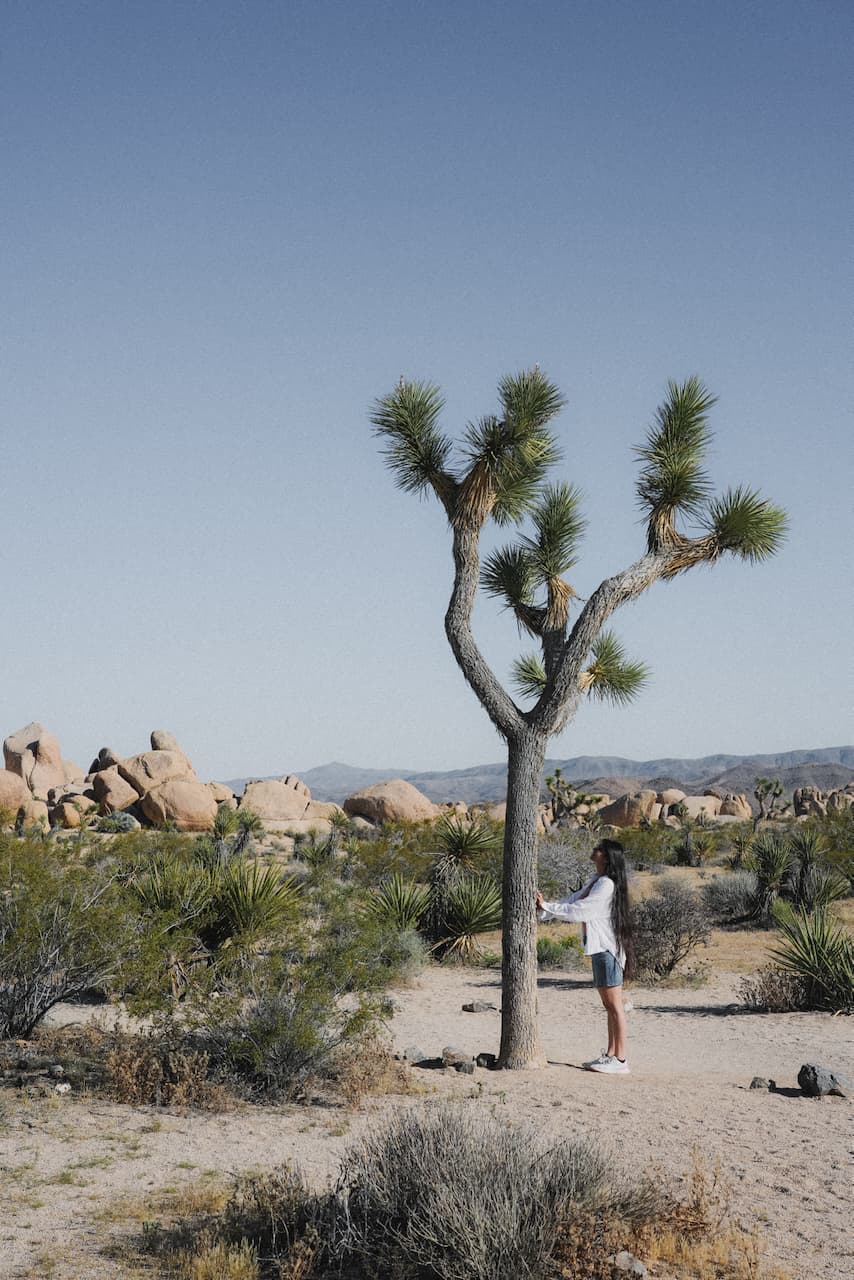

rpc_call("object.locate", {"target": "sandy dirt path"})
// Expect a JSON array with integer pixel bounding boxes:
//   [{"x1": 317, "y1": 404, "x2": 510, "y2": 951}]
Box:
[{"x1": 1, "y1": 966, "x2": 851, "y2": 1279}]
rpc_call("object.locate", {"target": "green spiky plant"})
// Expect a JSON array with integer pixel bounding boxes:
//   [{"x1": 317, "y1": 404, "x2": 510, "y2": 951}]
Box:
[
  {"x1": 769, "y1": 904, "x2": 854, "y2": 1013},
  {"x1": 364, "y1": 873, "x2": 431, "y2": 932},
  {"x1": 435, "y1": 876, "x2": 503, "y2": 961},
  {"x1": 374, "y1": 370, "x2": 786, "y2": 1067}
]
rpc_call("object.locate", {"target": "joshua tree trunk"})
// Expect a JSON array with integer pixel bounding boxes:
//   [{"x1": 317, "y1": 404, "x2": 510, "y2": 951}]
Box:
[{"x1": 498, "y1": 729, "x2": 548, "y2": 1067}]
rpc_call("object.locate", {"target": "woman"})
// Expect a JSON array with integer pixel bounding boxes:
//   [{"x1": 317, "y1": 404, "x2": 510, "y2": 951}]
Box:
[{"x1": 535, "y1": 839, "x2": 634, "y2": 1074}]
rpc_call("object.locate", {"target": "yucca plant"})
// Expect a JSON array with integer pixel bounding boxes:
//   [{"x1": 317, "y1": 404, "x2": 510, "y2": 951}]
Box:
[
  {"x1": 745, "y1": 830, "x2": 794, "y2": 925},
  {"x1": 364, "y1": 873, "x2": 431, "y2": 932},
  {"x1": 202, "y1": 862, "x2": 302, "y2": 953},
  {"x1": 769, "y1": 905, "x2": 854, "y2": 1013},
  {"x1": 435, "y1": 876, "x2": 503, "y2": 960}
]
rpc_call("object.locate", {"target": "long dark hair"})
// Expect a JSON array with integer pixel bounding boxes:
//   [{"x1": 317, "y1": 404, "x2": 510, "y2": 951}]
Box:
[{"x1": 597, "y1": 839, "x2": 635, "y2": 979}]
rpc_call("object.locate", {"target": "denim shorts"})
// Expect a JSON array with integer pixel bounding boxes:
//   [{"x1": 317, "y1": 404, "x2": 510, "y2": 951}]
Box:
[{"x1": 591, "y1": 951, "x2": 624, "y2": 988}]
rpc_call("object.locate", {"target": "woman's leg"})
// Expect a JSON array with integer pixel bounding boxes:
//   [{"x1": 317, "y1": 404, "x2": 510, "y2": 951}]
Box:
[{"x1": 597, "y1": 984, "x2": 627, "y2": 1060}]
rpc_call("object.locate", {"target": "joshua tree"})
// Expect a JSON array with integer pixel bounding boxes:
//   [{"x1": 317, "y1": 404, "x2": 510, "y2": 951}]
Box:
[
  {"x1": 373, "y1": 370, "x2": 786, "y2": 1068},
  {"x1": 753, "y1": 775, "x2": 789, "y2": 828}
]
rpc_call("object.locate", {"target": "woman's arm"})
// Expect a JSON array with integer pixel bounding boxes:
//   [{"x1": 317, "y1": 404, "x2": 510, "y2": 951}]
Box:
[{"x1": 538, "y1": 876, "x2": 614, "y2": 922}]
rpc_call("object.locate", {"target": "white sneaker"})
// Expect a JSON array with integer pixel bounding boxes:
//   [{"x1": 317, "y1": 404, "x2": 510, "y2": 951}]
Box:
[
  {"x1": 588, "y1": 1055, "x2": 630, "y2": 1075},
  {"x1": 583, "y1": 1049, "x2": 611, "y2": 1070}
]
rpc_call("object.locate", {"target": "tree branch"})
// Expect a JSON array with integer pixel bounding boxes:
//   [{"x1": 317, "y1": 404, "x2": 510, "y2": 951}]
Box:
[{"x1": 445, "y1": 522, "x2": 525, "y2": 740}]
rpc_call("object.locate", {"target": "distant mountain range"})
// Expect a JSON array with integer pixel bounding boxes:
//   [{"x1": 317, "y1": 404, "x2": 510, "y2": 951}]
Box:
[{"x1": 226, "y1": 746, "x2": 854, "y2": 807}]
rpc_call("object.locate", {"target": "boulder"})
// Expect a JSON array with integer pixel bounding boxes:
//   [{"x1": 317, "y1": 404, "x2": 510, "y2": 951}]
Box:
[
  {"x1": 118, "y1": 750, "x2": 197, "y2": 797},
  {"x1": 266, "y1": 817, "x2": 333, "y2": 838},
  {"x1": 241, "y1": 778, "x2": 312, "y2": 821},
  {"x1": 140, "y1": 779, "x2": 217, "y2": 831},
  {"x1": 150, "y1": 729, "x2": 185, "y2": 753},
  {"x1": 596, "y1": 790, "x2": 658, "y2": 829},
  {"x1": 719, "y1": 793, "x2": 752, "y2": 820},
  {"x1": 793, "y1": 786, "x2": 826, "y2": 817},
  {"x1": 52, "y1": 796, "x2": 98, "y2": 829},
  {"x1": 92, "y1": 766, "x2": 142, "y2": 814},
  {"x1": 679, "y1": 795, "x2": 722, "y2": 820},
  {"x1": 826, "y1": 789, "x2": 854, "y2": 813},
  {"x1": 657, "y1": 787, "x2": 685, "y2": 807},
  {"x1": 3, "y1": 722, "x2": 67, "y2": 799},
  {"x1": 88, "y1": 747, "x2": 123, "y2": 775},
  {"x1": 207, "y1": 781, "x2": 236, "y2": 805},
  {"x1": 20, "y1": 798, "x2": 49, "y2": 827},
  {"x1": 0, "y1": 769, "x2": 30, "y2": 812},
  {"x1": 343, "y1": 779, "x2": 438, "y2": 824},
  {"x1": 63, "y1": 761, "x2": 86, "y2": 784},
  {"x1": 305, "y1": 799, "x2": 344, "y2": 821}
]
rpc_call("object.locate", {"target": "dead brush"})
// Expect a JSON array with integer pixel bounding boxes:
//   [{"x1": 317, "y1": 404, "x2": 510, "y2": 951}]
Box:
[
  {"x1": 328, "y1": 1029, "x2": 412, "y2": 1105},
  {"x1": 105, "y1": 1030, "x2": 232, "y2": 1110},
  {"x1": 626, "y1": 1149, "x2": 793, "y2": 1280}
]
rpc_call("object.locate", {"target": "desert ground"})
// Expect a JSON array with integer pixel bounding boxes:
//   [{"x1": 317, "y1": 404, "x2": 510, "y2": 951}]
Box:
[{"x1": 1, "y1": 933, "x2": 851, "y2": 1280}]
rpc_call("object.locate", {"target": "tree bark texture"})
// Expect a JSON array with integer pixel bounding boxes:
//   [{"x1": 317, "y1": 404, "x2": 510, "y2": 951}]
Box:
[{"x1": 498, "y1": 730, "x2": 548, "y2": 1069}]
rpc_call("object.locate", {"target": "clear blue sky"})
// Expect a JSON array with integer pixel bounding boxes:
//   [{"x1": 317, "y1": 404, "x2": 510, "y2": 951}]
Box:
[{"x1": 2, "y1": 1, "x2": 851, "y2": 781}]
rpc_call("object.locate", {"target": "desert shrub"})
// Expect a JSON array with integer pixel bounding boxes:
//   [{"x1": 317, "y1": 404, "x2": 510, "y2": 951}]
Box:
[
  {"x1": 363, "y1": 873, "x2": 430, "y2": 931},
  {"x1": 106, "y1": 1027, "x2": 229, "y2": 1109},
  {"x1": 433, "y1": 875, "x2": 502, "y2": 960},
  {"x1": 767, "y1": 905, "x2": 854, "y2": 1013},
  {"x1": 537, "y1": 934, "x2": 583, "y2": 969},
  {"x1": 674, "y1": 822, "x2": 717, "y2": 867},
  {"x1": 632, "y1": 877, "x2": 711, "y2": 980},
  {"x1": 537, "y1": 832, "x2": 593, "y2": 896},
  {"x1": 622, "y1": 823, "x2": 676, "y2": 869},
  {"x1": 226, "y1": 1103, "x2": 659, "y2": 1280},
  {"x1": 0, "y1": 838, "x2": 138, "y2": 1038},
  {"x1": 738, "y1": 966, "x2": 810, "y2": 1012},
  {"x1": 702, "y1": 870, "x2": 758, "y2": 924}
]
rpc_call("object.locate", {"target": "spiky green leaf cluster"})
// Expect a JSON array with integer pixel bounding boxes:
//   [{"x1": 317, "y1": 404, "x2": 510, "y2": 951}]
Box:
[
  {"x1": 364, "y1": 873, "x2": 430, "y2": 932},
  {"x1": 635, "y1": 376, "x2": 715, "y2": 547},
  {"x1": 769, "y1": 905, "x2": 854, "y2": 1013},
  {"x1": 437, "y1": 876, "x2": 503, "y2": 959},
  {"x1": 582, "y1": 631, "x2": 650, "y2": 706},
  {"x1": 482, "y1": 483, "x2": 585, "y2": 634},
  {"x1": 702, "y1": 485, "x2": 788, "y2": 562},
  {"x1": 511, "y1": 653, "x2": 547, "y2": 701},
  {"x1": 371, "y1": 381, "x2": 452, "y2": 497}
]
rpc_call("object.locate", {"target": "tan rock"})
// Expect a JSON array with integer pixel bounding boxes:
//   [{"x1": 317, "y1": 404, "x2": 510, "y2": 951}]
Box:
[
  {"x1": 21, "y1": 798, "x2": 49, "y2": 827},
  {"x1": 827, "y1": 789, "x2": 854, "y2": 813},
  {"x1": 53, "y1": 796, "x2": 98, "y2": 829},
  {"x1": 207, "y1": 782, "x2": 236, "y2": 805},
  {"x1": 649, "y1": 802, "x2": 662, "y2": 823},
  {"x1": 0, "y1": 769, "x2": 30, "y2": 813},
  {"x1": 88, "y1": 747, "x2": 124, "y2": 774},
  {"x1": 719, "y1": 793, "x2": 752, "y2": 820},
  {"x1": 150, "y1": 729, "x2": 185, "y2": 753},
  {"x1": 680, "y1": 795, "x2": 722, "y2": 820},
  {"x1": 119, "y1": 750, "x2": 197, "y2": 796},
  {"x1": 3, "y1": 722, "x2": 66, "y2": 798},
  {"x1": 241, "y1": 779, "x2": 312, "y2": 821},
  {"x1": 63, "y1": 761, "x2": 86, "y2": 784},
  {"x1": 92, "y1": 766, "x2": 141, "y2": 814},
  {"x1": 343, "y1": 779, "x2": 438, "y2": 825},
  {"x1": 281, "y1": 774, "x2": 311, "y2": 800},
  {"x1": 596, "y1": 790, "x2": 658, "y2": 828},
  {"x1": 305, "y1": 800, "x2": 344, "y2": 821},
  {"x1": 658, "y1": 788, "x2": 686, "y2": 807},
  {"x1": 793, "y1": 786, "x2": 826, "y2": 817},
  {"x1": 140, "y1": 779, "x2": 217, "y2": 831}
]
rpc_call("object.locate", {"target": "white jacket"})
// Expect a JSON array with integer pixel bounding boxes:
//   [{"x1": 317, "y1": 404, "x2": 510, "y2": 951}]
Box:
[{"x1": 538, "y1": 875, "x2": 626, "y2": 967}]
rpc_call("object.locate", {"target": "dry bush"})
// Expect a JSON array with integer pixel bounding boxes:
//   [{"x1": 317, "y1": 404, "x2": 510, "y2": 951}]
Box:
[
  {"x1": 174, "y1": 1233, "x2": 259, "y2": 1280},
  {"x1": 738, "y1": 965, "x2": 809, "y2": 1012},
  {"x1": 329, "y1": 1030, "x2": 412, "y2": 1106},
  {"x1": 105, "y1": 1030, "x2": 231, "y2": 1110},
  {"x1": 627, "y1": 1150, "x2": 792, "y2": 1280}
]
